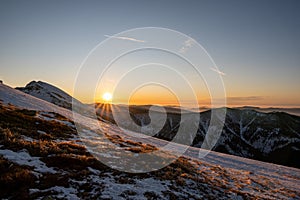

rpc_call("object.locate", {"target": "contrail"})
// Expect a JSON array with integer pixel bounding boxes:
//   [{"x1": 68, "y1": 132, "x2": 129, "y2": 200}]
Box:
[
  {"x1": 104, "y1": 35, "x2": 146, "y2": 43},
  {"x1": 210, "y1": 67, "x2": 226, "y2": 76}
]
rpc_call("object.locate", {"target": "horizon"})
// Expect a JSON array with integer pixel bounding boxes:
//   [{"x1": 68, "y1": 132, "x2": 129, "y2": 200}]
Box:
[{"x1": 5, "y1": 79, "x2": 300, "y2": 109}]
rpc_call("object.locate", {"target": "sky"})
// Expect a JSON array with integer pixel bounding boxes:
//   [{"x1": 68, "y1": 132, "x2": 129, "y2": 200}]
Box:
[{"x1": 0, "y1": 0, "x2": 299, "y2": 107}]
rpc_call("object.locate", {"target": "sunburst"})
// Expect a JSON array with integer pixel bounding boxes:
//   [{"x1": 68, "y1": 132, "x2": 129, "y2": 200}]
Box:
[{"x1": 102, "y1": 92, "x2": 112, "y2": 102}]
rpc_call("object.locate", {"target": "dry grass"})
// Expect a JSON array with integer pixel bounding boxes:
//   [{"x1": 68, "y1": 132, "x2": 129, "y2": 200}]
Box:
[
  {"x1": 104, "y1": 132, "x2": 158, "y2": 153},
  {"x1": 0, "y1": 104, "x2": 76, "y2": 141},
  {"x1": 0, "y1": 104, "x2": 299, "y2": 199},
  {"x1": 0, "y1": 156, "x2": 36, "y2": 199},
  {"x1": 0, "y1": 128, "x2": 87, "y2": 157}
]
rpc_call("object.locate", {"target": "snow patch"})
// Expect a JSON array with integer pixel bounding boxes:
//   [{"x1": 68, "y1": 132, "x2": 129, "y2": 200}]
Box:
[
  {"x1": 0, "y1": 149, "x2": 56, "y2": 174},
  {"x1": 30, "y1": 186, "x2": 79, "y2": 200}
]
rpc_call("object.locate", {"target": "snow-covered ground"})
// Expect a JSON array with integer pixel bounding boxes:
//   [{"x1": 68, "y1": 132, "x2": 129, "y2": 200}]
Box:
[
  {"x1": 0, "y1": 149, "x2": 56, "y2": 175},
  {"x1": 15, "y1": 81, "x2": 83, "y2": 110},
  {"x1": 1, "y1": 83, "x2": 300, "y2": 199}
]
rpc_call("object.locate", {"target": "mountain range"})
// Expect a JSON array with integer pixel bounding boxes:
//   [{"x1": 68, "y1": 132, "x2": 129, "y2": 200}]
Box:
[
  {"x1": 0, "y1": 80, "x2": 299, "y2": 199},
  {"x1": 14, "y1": 81, "x2": 300, "y2": 168},
  {"x1": 93, "y1": 103, "x2": 300, "y2": 168}
]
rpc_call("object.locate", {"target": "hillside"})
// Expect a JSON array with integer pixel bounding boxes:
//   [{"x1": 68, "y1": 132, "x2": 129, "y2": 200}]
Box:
[
  {"x1": 10, "y1": 81, "x2": 300, "y2": 168},
  {"x1": 193, "y1": 108, "x2": 300, "y2": 168},
  {"x1": 95, "y1": 103, "x2": 300, "y2": 168},
  {"x1": 0, "y1": 83, "x2": 299, "y2": 199}
]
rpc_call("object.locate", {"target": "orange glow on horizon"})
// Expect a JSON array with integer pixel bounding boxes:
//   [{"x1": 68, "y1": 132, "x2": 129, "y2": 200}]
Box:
[{"x1": 89, "y1": 85, "x2": 300, "y2": 108}]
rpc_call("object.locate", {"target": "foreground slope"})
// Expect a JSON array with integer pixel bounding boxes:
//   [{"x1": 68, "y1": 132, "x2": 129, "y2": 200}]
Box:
[{"x1": 0, "y1": 83, "x2": 299, "y2": 199}]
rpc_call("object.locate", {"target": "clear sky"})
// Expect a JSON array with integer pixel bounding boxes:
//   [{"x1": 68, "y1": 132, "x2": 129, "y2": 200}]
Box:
[{"x1": 0, "y1": 0, "x2": 299, "y2": 107}]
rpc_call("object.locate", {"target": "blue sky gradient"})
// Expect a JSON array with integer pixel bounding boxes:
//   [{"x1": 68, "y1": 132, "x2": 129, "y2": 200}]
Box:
[{"x1": 0, "y1": 0, "x2": 299, "y2": 106}]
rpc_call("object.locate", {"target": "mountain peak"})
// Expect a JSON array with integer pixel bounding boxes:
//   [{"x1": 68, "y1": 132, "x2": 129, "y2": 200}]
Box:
[{"x1": 16, "y1": 80, "x2": 81, "y2": 110}]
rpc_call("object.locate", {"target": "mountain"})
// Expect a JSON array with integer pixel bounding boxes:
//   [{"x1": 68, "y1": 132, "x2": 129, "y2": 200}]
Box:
[
  {"x1": 12, "y1": 81, "x2": 300, "y2": 168},
  {"x1": 193, "y1": 108, "x2": 300, "y2": 168},
  {"x1": 236, "y1": 106, "x2": 300, "y2": 117},
  {"x1": 1, "y1": 82, "x2": 73, "y2": 114},
  {"x1": 95, "y1": 104, "x2": 300, "y2": 168},
  {"x1": 16, "y1": 81, "x2": 82, "y2": 111},
  {"x1": 0, "y1": 82, "x2": 299, "y2": 199}
]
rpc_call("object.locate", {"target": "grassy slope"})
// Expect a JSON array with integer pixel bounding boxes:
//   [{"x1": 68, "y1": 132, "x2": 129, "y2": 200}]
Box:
[{"x1": 0, "y1": 104, "x2": 299, "y2": 199}]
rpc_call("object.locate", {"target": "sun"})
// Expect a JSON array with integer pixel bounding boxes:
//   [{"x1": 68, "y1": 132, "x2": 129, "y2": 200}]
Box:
[{"x1": 102, "y1": 92, "x2": 112, "y2": 102}]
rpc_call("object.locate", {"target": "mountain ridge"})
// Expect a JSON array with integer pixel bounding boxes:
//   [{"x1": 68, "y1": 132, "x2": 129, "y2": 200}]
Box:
[
  {"x1": 16, "y1": 80, "x2": 82, "y2": 110},
  {"x1": 0, "y1": 81, "x2": 299, "y2": 199},
  {"x1": 95, "y1": 104, "x2": 300, "y2": 168},
  {"x1": 8, "y1": 81, "x2": 300, "y2": 168}
]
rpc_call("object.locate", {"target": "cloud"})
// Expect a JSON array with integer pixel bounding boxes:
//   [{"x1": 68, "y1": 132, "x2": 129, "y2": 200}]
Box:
[
  {"x1": 179, "y1": 38, "x2": 195, "y2": 53},
  {"x1": 227, "y1": 96, "x2": 264, "y2": 102},
  {"x1": 104, "y1": 35, "x2": 146, "y2": 43},
  {"x1": 210, "y1": 67, "x2": 226, "y2": 76}
]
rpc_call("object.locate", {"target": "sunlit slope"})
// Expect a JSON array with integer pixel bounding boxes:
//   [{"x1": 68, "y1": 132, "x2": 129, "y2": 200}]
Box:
[{"x1": 0, "y1": 82, "x2": 299, "y2": 199}]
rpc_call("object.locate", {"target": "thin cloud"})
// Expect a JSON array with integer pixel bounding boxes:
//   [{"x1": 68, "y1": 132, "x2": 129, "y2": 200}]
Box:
[
  {"x1": 210, "y1": 67, "x2": 226, "y2": 76},
  {"x1": 104, "y1": 35, "x2": 146, "y2": 43},
  {"x1": 227, "y1": 96, "x2": 264, "y2": 102},
  {"x1": 208, "y1": 96, "x2": 265, "y2": 105},
  {"x1": 179, "y1": 38, "x2": 195, "y2": 53}
]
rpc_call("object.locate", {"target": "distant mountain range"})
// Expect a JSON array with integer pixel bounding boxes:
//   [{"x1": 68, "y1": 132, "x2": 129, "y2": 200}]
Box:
[
  {"x1": 12, "y1": 81, "x2": 300, "y2": 168},
  {"x1": 236, "y1": 106, "x2": 300, "y2": 117},
  {"x1": 193, "y1": 108, "x2": 300, "y2": 168},
  {"x1": 94, "y1": 104, "x2": 300, "y2": 168}
]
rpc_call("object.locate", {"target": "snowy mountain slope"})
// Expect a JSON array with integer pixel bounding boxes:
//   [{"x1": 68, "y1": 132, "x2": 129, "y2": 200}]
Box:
[
  {"x1": 13, "y1": 81, "x2": 300, "y2": 168},
  {"x1": 16, "y1": 81, "x2": 84, "y2": 111},
  {"x1": 1, "y1": 82, "x2": 300, "y2": 199},
  {"x1": 193, "y1": 108, "x2": 300, "y2": 168},
  {"x1": 1, "y1": 83, "x2": 73, "y2": 113},
  {"x1": 96, "y1": 104, "x2": 300, "y2": 168},
  {"x1": 0, "y1": 104, "x2": 299, "y2": 199},
  {"x1": 0, "y1": 83, "x2": 96, "y2": 127}
]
